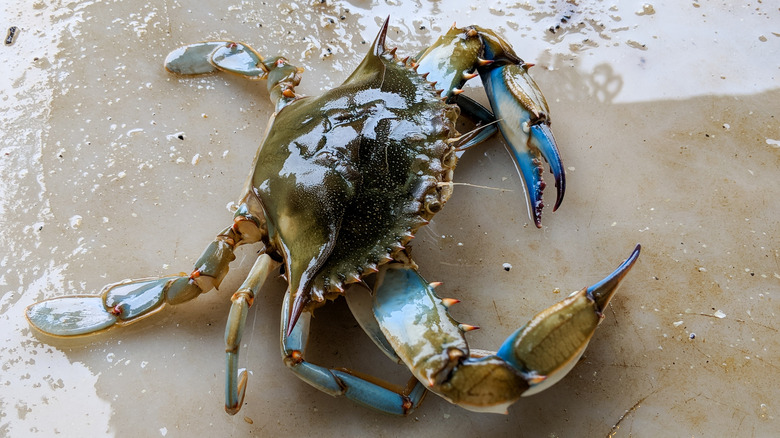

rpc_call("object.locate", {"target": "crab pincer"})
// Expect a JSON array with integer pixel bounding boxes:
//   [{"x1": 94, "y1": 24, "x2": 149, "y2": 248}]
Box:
[
  {"x1": 369, "y1": 244, "x2": 640, "y2": 413},
  {"x1": 481, "y1": 62, "x2": 565, "y2": 227},
  {"x1": 414, "y1": 25, "x2": 565, "y2": 227}
]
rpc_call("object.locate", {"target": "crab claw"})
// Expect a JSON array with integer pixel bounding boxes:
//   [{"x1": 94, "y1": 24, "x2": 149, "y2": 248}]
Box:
[
  {"x1": 495, "y1": 243, "x2": 641, "y2": 397},
  {"x1": 481, "y1": 63, "x2": 565, "y2": 227},
  {"x1": 370, "y1": 245, "x2": 640, "y2": 413}
]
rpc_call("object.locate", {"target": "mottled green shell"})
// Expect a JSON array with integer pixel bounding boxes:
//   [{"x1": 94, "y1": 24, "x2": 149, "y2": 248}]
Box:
[{"x1": 248, "y1": 33, "x2": 459, "y2": 304}]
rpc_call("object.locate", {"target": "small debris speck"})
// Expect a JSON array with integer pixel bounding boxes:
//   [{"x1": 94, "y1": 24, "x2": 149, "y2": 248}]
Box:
[
  {"x1": 5, "y1": 26, "x2": 18, "y2": 45},
  {"x1": 502, "y1": 263, "x2": 512, "y2": 271},
  {"x1": 69, "y1": 215, "x2": 83, "y2": 229}
]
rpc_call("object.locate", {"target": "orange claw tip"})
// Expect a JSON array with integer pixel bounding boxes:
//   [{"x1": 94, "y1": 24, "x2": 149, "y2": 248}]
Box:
[
  {"x1": 462, "y1": 72, "x2": 479, "y2": 80},
  {"x1": 458, "y1": 323, "x2": 480, "y2": 332},
  {"x1": 452, "y1": 88, "x2": 464, "y2": 95},
  {"x1": 477, "y1": 58, "x2": 494, "y2": 66},
  {"x1": 282, "y1": 89, "x2": 296, "y2": 98},
  {"x1": 441, "y1": 298, "x2": 460, "y2": 308}
]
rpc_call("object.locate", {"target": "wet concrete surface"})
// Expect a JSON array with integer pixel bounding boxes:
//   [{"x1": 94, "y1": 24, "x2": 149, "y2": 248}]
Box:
[{"x1": 1, "y1": 1, "x2": 778, "y2": 436}]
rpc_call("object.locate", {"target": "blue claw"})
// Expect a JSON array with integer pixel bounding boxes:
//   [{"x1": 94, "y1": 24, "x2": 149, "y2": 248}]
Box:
[
  {"x1": 481, "y1": 64, "x2": 565, "y2": 227},
  {"x1": 587, "y1": 244, "x2": 642, "y2": 311},
  {"x1": 511, "y1": 147, "x2": 546, "y2": 227},
  {"x1": 530, "y1": 123, "x2": 565, "y2": 212}
]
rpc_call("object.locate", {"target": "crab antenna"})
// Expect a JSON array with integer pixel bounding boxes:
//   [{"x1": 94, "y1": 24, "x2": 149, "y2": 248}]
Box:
[{"x1": 373, "y1": 16, "x2": 391, "y2": 56}]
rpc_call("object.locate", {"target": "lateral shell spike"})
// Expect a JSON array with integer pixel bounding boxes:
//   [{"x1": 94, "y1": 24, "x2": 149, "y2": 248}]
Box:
[
  {"x1": 378, "y1": 253, "x2": 394, "y2": 264},
  {"x1": 458, "y1": 323, "x2": 480, "y2": 332},
  {"x1": 428, "y1": 281, "x2": 444, "y2": 289},
  {"x1": 412, "y1": 215, "x2": 430, "y2": 227},
  {"x1": 441, "y1": 297, "x2": 460, "y2": 308},
  {"x1": 330, "y1": 281, "x2": 345, "y2": 293},
  {"x1": 390, "y1": 241, "x2": 406, "y2": 251}
]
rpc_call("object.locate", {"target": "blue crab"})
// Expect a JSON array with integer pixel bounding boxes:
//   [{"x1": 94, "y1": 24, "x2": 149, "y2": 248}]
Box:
[{"x1": 26, "y1": 18, "x2": 640, "y2": 415}]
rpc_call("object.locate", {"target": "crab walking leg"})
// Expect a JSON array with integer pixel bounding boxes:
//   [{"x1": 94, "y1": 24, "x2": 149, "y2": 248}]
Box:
[
  {"x1": 25, "y1": 205, "x2": 265, "y2": 337},
  {"x1": 164, "y1": 41, "x2": 303, "y2": 111},
  {"x1": 224, "y1": 253, "x2": 280, "y2": 415},
  {"x1": 415, "y1": 25, "x2": 565, "y2": 227},
  {"x1": 373, "y1": 245, "x2": 641, "y2": 413},
  {"x1": 279, "y1": 290, "x2": 427, "y2": 416}
]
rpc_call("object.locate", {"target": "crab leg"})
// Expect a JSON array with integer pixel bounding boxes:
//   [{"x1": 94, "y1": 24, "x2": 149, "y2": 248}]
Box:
[
  {"x1": 372, "y1": 245, "x2": 640, "y2": 413},
  {"x1": 164, "y1": 41, "x2": 303, "y2": 111},
  {"x1": 224, "y1": 253, "x2": 280, "y2": 414},
  {"x1": 279, "y1": 290, "x2": 427, "y2": 416},
  {"x1": 415, "y1": 25, "x2": 565, "y2": 227},
  {"x1": 25, "y1": 205, "x2": 265, "y2": 337}
]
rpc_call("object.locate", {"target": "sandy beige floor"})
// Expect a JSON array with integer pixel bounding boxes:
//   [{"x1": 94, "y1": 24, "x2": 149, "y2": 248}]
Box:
[{"x1": 1, "y1": 1, "x2": 778, "y2": 436}]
